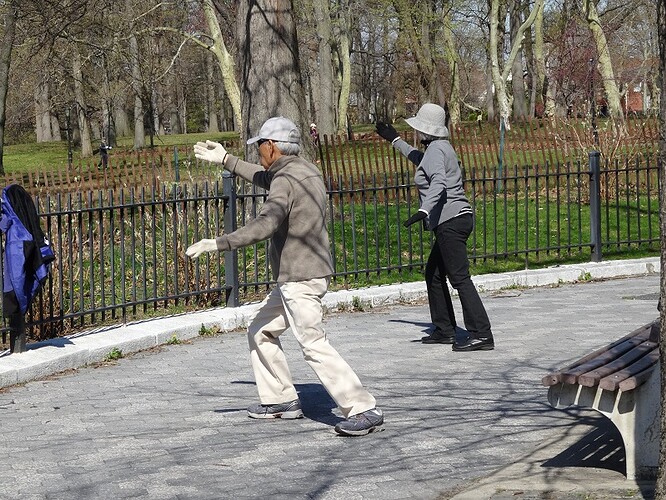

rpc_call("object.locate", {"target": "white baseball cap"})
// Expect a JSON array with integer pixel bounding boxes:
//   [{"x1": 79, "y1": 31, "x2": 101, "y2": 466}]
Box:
[{"x1": 246, "y1": 117, "x2": 301, "y2": 145}]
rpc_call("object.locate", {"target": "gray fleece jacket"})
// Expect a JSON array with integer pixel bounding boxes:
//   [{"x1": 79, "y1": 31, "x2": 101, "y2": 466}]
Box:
[
  {"x1": 393, "y1": 138, "x2": 471, "y2": 230},
  {"x1": 216, "y1": 154, "x2": 334, "y2": 282}
]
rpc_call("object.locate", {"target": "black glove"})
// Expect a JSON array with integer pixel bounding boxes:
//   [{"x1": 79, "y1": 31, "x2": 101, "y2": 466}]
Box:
[
  {"x1": 403, "y1": 210, "x2": 428, "y2": 228},
  {"x1": 376, "y1": 122, "x2": 399, "y2": 143}
]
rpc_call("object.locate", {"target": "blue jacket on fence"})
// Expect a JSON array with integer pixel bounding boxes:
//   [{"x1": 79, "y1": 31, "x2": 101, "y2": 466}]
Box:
[{"x1": 0, "y1": 184, "x2": 55, "y2": 316}]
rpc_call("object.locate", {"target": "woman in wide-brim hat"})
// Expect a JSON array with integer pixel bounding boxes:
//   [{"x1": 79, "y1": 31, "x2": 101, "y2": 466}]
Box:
[{"x1": 376, "y1": 103, "x2": 494, "y2": 352}]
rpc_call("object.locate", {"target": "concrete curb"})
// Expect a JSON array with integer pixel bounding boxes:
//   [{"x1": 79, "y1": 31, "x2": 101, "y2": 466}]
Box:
[{"x1": 0, "y1": 256, "x2": 659, "y2": 390}]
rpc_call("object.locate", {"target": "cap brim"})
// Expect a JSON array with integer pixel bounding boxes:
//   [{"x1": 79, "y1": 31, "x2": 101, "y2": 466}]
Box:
[{"x1": 246, "y1": 136, "x2": 261, "y2": 145}]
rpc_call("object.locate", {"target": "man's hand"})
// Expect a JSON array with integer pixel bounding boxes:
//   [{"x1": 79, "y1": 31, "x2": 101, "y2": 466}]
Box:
[
  {"x1": 194, "y1": 140, "x2": 228, "y2": 165},
  {"x1": 186, "y1": 239, "x2": 218, "y2": 259},
  {"x1": 376, "y1": 122, "x2": 400, "y2": 143},
  {"x1": 403, "y1": 209, "x2": 428, "y2": 228}
]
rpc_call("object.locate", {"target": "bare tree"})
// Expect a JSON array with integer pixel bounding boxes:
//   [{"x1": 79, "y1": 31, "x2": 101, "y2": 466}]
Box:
[
  {"x1": 533, "y1": 0, "x2": 552, "y2": 117},
  {"x1": 581, "y1": 0, "x2": 625, "y2": 127},
  {"x1": 392, "y1": 0, "x2": 441, "y2": 103},
  {"x1": 657, "y1": 1, "x2": 666, "y2": 495},
  {"x1": 510, "y1": 0, "x2": 528, "y2": 119},
  {"x1": 129, "y1": 33, "x2": 145, "y2": 149},
  {"x1": 0, "y1": 0, "x2": 16, "y2": 174},
  {"x1": 489, "y1": 0, "x2": 543, "y2": 129},
  {"x1": 443, "y1": 5, "x2": 461, "y2": 127},
  {"x1": 334, "y1": 0, "x2": 352, "y2": 135},
  {"x1": 310, "y1": 0, "x2": 336, "y2": 135},
  {"x1": 202, "y1": 0, "x2": 241, "y2": 130},
  {"x1": 237, "y1": 0, "x2": 313, "y2": 162},
  {"x1": 72, "y1": 48, "x2": 93, "y2": 157}
]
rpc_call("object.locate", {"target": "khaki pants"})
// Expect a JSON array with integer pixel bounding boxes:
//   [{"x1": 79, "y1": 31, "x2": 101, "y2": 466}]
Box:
[{"x1": 247, "y1": 277, "x2": 376, "y2": 418}]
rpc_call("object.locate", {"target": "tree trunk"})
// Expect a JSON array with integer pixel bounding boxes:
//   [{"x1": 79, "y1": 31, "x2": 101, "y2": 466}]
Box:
[
  {"x1": 203, "y1": 0, "x2": 241, "y2": 132},
  {"x1": 34, "y1": 79, "x2": 52, "y2": 142},
  {"x1": 522, "y1": 0, "x2": 536, "y2": 118},
  {"x1": 312, "y1": 0, "x2": 336, "y2": 135},
  {"x1": 443, "y1": 8, "x2": 461, "y2": 128},
  {"x1": 392, "y1": 0, "x2": 437, "y2": 102},
  {"x1": 485, "y1": 50, "x2": 495, "y2": 122},
  {"x1": 534, "y1": 0, "x2": 549, "y2": 117},
  {"x1": 354, "y1": 26, "x2": 370, "y2": 122},
  {"x1": 335, "y1": 3, "x2": 352, "y2": 136},
  {"x1": 178, "y1": 82, "x2": 186, "y2": 135},
  {"x1": 583, "y1": 0, "x2": 625, "y2": 127},
  {"x1": 489, "y1": 0, "x2": 512, "y2": 128},
  {"x1": 657, "y1": 2, "x2": 666, "y2": 496},
  {"x1": 206, "y1": 52, "x2": 219, "y2": 133},
  {"x1": 169, "y1": 73, "x2": 182, "y2": 135},
  {"x1": 237, "y1": 0, "x2": 313, "y2": 163},
  {"x1": 129, "y1": 35, "x2": 145, "y2": 149},
  {"x1": 0, "y1": 0, "x2": 14, "y2": 174},
  {"x1": 114, "y1": 105, "x2": 130, "y2": 138},
  {"x1": 218, "y1": 81, "x2": 231, "y2": 131},
  {"x1": 101, "y1": 60, "x2": 115, "y2": 146},
  {"x1": 151, "y1": 88, "x2": 159, "y2": 144},
  {"x1": 102, "y1": 97, "x2": 114, "y2": 145},
  {"x1": 72, "y1": 50, "x2": 92, "y2": 157},
  {"x1": 489, "y1": 0, "x2": 543, "y2": 130},
  {"x1": 50, "y1": 114, "x2": 61, "y2": 141},
  {"x1": 510, "y1": 0, "x2": 528, "y2": 120}
]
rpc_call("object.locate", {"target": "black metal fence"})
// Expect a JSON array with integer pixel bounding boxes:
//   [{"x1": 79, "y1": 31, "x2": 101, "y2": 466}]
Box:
[{"x1": 1, "y1": 151, "x2": 660, "y2": 350}]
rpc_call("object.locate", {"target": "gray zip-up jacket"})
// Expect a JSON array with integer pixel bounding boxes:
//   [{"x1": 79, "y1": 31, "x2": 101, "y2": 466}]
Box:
[
  {"x1": 393, "y1": 138, "x2": 471, "y2": 230},
  {"x1": 215, "y1": 154, "x2": 334, "y2": 282}
]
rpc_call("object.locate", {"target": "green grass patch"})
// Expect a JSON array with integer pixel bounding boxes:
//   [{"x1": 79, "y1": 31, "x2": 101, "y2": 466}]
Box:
[{"x1": 103, "y1": 347, "x2": 123, "y2": 361}]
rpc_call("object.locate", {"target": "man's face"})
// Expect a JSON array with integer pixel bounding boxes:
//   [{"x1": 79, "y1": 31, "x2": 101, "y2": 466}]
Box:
[{"x1": 257, "y1": 139, "x2": 274, "y2": 170}]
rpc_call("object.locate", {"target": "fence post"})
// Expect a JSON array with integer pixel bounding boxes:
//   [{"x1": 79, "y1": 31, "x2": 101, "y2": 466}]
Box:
[
  {"x1": 589, "y1": 150, "x2": 602, "y2": 262},
  {"x1": 497, "y1": 117, "x2": 505, "y2": 193},
  {"x1": 174, "y1": 147, "x2": 180, "y2": 183},
  {"x1": 223, "y1": 172, "x2": 239, "y2": 307},
  {"x1": 9, "y1": 312, "x2": 26, "y2": 353}
]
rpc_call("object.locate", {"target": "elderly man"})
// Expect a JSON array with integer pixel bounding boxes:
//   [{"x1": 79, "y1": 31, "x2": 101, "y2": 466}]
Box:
[{"x1": 187, "y1": 117, "x2": 383, "y2": 436}]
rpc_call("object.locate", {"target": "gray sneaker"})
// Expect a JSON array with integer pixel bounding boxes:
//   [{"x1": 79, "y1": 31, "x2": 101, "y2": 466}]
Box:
[
  {"x1": 247, "y1": 399, "x2": 304, "y2": 419},
  {"x1": 334, "y1": 408, "x2": 384, "y2": 436}
]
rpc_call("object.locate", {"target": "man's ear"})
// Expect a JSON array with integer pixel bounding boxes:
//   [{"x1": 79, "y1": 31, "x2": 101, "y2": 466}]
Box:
[{"x1": 268, "y1": 141, "x2": 281, "y2": 162}]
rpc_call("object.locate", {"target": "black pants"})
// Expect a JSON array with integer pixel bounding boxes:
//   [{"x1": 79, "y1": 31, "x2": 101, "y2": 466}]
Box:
[{"x1": 425, "y1": 214, "x2": 492, "y2": 338}]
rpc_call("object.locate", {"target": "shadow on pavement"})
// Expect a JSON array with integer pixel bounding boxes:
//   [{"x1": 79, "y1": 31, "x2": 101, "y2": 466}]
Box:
[
  {"x1": 211, "y1": 382, "x2": 339, "y2": 427},
  {"x1": 295, "y1": 382, "x2": 340, "y2": 426},
  {"x1": 542, "y1": 415, "x2": 656, "y2": 499},
  {"x1": 542, "y1": 415, "x2": 625, "y2": 475}
]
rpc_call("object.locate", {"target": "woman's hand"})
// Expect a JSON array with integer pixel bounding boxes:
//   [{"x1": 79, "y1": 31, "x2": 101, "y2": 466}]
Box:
[
  {"x1": 376, "y1": 122, "x2": 400, "y2": 143},
  {"x1": 403, "y1": 209, "x2": 428, "y2": 228}
]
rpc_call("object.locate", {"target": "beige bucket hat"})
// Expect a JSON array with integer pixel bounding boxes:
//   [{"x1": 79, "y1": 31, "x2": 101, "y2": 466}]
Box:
[{"x1": 405, "y1": 103, "x2": 449, "y2": 138}]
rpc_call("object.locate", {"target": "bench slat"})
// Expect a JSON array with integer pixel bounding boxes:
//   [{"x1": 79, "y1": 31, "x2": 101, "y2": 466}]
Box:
[
  {"x1": 598, "y1": 351, "x2": 660, "y2": 391},
  {"x1": 541, "y1": 319, "x2": 658, "y2": 387},
  {"x1": 559, "y1": 335, "x2": 651, "y2": 385},
  {"x1": 577, "y1": 340, "x2": 658, "y2": 387}
]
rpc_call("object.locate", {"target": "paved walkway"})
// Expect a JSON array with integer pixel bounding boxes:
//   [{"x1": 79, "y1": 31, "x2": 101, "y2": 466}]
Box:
[{"x1": 0, "y1": 258, "x2": 660, "y2": 499}]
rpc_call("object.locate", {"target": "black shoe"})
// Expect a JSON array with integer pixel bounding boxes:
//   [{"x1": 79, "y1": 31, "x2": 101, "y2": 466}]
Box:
[
  {"x1": 452, "y1": 336, "x2": 494, "y2": 351},
  {"x1": 422, "y1": 333, "x2": 455, "y2": 344},
  {"x1": 421, "y1": 328, "x2": 455, "y2": 344}
]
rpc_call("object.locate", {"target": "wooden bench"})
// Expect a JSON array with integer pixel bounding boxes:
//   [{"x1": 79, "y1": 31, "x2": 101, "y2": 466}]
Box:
[{"x1": 542, "y1": 319, "x2": 661, "y2": 480}]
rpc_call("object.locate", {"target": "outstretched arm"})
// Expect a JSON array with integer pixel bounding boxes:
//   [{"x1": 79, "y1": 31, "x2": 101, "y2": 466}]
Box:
[{"x1": 376, "y1": 122, "x2": 423, "y2": 166}]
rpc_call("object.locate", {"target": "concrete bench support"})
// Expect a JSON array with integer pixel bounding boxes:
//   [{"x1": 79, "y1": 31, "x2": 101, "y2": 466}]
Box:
[{"x1": 547, "y1": 361, "x2": 660, "y2": 480}]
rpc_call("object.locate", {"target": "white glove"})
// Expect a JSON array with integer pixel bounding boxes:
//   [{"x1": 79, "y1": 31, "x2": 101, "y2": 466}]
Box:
[
  {"x1": 186, "y1": 239, "x2": 219, "y2": 259},
  {"x1": 194, "y1": 140, "x2": 228, "y2": 164}
]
